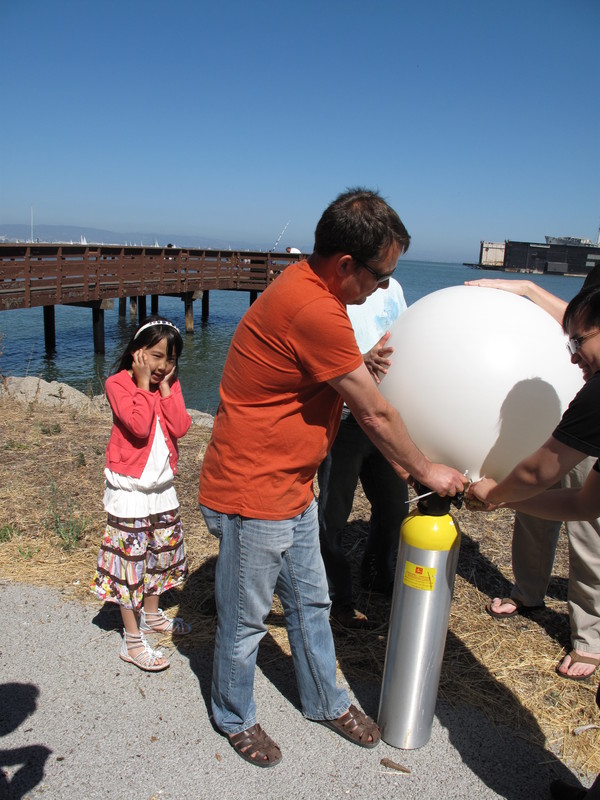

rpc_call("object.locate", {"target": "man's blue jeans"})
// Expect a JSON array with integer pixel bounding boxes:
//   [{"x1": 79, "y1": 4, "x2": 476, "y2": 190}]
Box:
[{"x1": 200, "y1": 499, "x2": 350, "y2": 735}]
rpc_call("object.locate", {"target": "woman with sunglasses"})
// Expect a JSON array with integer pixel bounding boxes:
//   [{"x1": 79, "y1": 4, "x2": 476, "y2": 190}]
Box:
[
  {"x1": 466, "y1": 269, "x2": 600, "y2": 681},
  {"x1": 467, "y1": 284, "x2": 600, "y2": 521}
]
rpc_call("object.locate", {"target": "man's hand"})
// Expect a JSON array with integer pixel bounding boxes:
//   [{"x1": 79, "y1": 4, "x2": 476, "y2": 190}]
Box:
[
  {"x1": 364, "y1": 331, "x2": 393, "y2": 385},
  {"x1": 420, "y1": 464, "x2": 470, "y2": 497}
]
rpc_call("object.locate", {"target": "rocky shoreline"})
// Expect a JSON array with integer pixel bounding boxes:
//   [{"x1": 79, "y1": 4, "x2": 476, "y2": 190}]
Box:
[{"x1": 0, "y1": 375, "x2": 215, "y2": 429}]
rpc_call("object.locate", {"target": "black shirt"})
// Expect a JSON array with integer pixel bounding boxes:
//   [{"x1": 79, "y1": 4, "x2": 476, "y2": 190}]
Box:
[{"x1": 553, "y1": 370, "x2": 600, "y2": 473}]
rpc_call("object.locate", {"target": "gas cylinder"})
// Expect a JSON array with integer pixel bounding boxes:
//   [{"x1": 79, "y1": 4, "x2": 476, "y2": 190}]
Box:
[{"x1": 378, "y1": 485, "x2": 463, "y2": 749}]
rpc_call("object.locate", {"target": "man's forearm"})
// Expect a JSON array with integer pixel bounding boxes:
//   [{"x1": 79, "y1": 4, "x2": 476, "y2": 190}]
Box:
[{"x1": 351, "y1": 405, "x2": 431, "y2": 483}]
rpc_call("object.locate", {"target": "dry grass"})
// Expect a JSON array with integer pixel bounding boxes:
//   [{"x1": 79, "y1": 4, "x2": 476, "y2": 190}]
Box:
[{"x1": 0, "y1": 393, "x2": 598, "y2": 777}]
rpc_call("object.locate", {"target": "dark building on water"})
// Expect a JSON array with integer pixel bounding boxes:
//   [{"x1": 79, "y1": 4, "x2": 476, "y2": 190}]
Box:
[{"x1": 477, "y1": 236, "x2": 600, "y2": 277}]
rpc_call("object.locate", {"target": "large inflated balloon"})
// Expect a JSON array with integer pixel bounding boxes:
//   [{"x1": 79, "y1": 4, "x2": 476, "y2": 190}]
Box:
[{"x1": 379, "y1": 285, "x2": 584, "y2": 482}]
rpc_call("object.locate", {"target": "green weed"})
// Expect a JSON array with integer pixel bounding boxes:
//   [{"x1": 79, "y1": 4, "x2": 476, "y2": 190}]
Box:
[
  {"x1": 41, "y1": 423, "x2": 61, "y2": 435},
  {"x1": 0, "y1": 523, "x2": 20, "y2": 542},
  {"x1": 3, "y1": 440, "x2": 27, "y2": 450},
  {"x1": 48, "y1": 481, "x2": 87, "y2": 550},
  {"x1": 18, "y1": 545, "x2": 39, "y2": 559}
]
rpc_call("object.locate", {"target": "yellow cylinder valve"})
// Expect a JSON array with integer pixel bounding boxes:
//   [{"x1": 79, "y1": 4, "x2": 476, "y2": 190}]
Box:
[{"x1": 401, "y1": 510, "x2": 459, "y2": 552}]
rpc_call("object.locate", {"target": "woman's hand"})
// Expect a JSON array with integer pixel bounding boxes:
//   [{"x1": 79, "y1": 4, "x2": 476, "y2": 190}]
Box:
[
  {"x1": 465, "y1": 477, "x2": 499, "y2": 511},
  {"x1": 464, "y1": 278, "x2": 531, "y2": 296}
]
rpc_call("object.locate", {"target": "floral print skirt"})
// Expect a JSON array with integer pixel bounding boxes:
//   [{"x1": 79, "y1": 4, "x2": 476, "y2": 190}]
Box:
[{"x1": 91, "y1": 509, "x2": 188, "y2": 611}]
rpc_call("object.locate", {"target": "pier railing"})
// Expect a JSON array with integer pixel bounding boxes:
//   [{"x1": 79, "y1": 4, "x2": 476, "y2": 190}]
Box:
[{"x1": 0, "y1": 243, "x2": 300, "y2": 311}]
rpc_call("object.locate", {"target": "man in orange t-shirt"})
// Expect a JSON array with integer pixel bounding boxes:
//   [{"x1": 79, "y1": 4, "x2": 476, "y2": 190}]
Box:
[{"x1": 198, "y1": 188, "x2": 468, "y2": 768}]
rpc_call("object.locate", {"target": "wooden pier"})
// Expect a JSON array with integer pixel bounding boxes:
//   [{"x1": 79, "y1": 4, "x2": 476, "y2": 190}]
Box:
[{"x1": 0, "y1": 243, "x2": 302, "y2": 352}]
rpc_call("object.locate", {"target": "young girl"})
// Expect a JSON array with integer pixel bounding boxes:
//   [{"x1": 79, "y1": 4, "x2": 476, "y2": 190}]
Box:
[{"x1": 91, "y1": 315, "x2": 192, "y2": 672}]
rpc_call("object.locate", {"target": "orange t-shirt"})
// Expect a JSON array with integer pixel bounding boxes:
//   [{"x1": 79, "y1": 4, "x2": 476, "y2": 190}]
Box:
[{"x1": 198, "y1": 261, "x2": 364, "y2": 519}]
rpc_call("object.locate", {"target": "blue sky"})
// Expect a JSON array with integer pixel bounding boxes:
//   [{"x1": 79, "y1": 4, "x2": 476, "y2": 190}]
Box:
[{"x1": 1, "y1": 0, "x2": 599, "y2": 262}]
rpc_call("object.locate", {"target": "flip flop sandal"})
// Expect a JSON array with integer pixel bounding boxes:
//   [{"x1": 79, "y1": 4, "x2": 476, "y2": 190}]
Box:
[
  {"x1": 556, "y1": 650, "x2": 600, "y2": 681},
  {"x1": 486, "y1": 597, "x2": 521, "y2": 618},
  {"x1": 485, "y1": 598, "x2": 545, "y2": 619},
  {"x1": 319, "y1": 704, "x2": 381, "y2": 748},
  {"x1": 228, "y1": 724, "x2": 282, "y2": 768}
]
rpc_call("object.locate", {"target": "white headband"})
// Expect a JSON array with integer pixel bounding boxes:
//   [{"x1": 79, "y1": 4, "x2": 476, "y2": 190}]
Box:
[{"x1": 134, "y1": 320, "x2": 180, "y2": 340}]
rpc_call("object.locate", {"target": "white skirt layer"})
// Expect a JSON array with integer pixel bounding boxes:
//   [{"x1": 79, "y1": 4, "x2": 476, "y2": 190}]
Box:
[{"x1": 103, "y1": 481, "x2": 179, "y2": 518}]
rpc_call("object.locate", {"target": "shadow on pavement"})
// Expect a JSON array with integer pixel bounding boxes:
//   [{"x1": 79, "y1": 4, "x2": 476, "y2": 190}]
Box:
[
  {"x1": 437, "y1": 630, "x2": 580, "y2": 800},
  {"x1": 0, "y1": 683, "x2": 52, "y2": 800}
]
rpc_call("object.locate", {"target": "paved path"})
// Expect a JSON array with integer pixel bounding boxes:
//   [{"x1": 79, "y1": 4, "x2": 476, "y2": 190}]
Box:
[{"x1": 0, "y1": 581, "x2": 585, "y2": 800}]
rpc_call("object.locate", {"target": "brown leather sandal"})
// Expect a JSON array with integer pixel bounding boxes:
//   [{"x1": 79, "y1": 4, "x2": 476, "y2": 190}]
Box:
[
  {"x1": 228, "y1": 724, "x2": 282, "y2": 768},
  {"x1": 319, "y1": 704, "x2": 381, "y2": 748}
]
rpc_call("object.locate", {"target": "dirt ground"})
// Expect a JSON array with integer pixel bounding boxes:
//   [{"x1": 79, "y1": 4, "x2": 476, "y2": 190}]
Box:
[{"x1": 0, "y1": 394, "x2": 598, "y2": 778}]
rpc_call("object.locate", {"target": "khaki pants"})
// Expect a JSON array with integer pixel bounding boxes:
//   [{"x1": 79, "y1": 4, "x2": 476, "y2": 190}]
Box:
[{"x1": 511, "y1": 457, "x2": 600, "y2": 653}]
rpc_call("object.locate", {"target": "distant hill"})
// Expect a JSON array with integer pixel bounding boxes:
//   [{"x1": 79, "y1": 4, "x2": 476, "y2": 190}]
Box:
[{"x1": 0, "y1": 223, "x2": 301, "y2": 252}]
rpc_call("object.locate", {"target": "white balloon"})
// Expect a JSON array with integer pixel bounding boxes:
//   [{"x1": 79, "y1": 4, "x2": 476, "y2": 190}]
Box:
[{"x1": 379, "y1": 285, "x2": 584, "y2": 482}]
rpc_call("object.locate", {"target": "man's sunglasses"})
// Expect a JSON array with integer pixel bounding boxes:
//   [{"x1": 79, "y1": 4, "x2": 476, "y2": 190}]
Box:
[{"x1": 352, "y1": 255, "x2": 396, "y2": 285}]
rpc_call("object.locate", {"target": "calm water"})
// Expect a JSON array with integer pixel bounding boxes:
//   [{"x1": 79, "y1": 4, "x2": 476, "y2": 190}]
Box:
[{"x1": 0, "y1": 260, "x2": 585, "y2": 413}]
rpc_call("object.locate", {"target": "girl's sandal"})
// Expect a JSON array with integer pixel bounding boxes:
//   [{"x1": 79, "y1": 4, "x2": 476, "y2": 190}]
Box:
[
  {"x1": 139, "y1": 608, "x2": 191, "y2": 635},
  {"x1": 119, "y1": 629, "x2": 170, "y2": 672}
]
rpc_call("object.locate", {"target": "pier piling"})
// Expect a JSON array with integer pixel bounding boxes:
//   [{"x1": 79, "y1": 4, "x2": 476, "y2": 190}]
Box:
[{"x1": 43, "y1": 306, "x2": 56, "y2": 352}]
